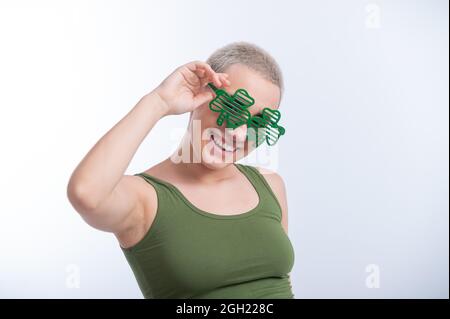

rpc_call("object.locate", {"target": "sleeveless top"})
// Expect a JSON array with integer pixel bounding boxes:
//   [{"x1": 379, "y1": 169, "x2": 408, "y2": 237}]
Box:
[{"x1": 121, "y1": 163, "x2": 295, "y2": 298}]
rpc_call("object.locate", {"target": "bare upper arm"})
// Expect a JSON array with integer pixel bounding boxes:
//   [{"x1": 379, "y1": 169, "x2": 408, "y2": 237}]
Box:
[
  {"x1": 70, "y1": 175, "x2": 157, "y2": 239},
  {"x1": 256, "y1": 167, "x2": 289, "y2": 234}
]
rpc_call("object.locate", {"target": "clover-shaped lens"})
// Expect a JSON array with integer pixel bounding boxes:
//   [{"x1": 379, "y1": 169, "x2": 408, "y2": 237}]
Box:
[
  {"x1": 208, "y1": 83, "x2": 285, "y2": 146},
  {"x1": 208, "y1": 84, "x2": 253, "y2": 129},
  {"x1": 248, "y1": 108, "x2": 285, "y2": 146}
]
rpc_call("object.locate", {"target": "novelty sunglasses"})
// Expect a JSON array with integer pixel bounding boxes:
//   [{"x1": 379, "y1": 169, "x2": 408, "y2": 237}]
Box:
[{"x1": 207, "y1": 83, "x2": 285, "y2": 147}]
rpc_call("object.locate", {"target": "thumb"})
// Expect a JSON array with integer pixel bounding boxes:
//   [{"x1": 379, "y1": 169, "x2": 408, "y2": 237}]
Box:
[{"x1": 192, "y1": 90, "x2": 214, "y2": 109}]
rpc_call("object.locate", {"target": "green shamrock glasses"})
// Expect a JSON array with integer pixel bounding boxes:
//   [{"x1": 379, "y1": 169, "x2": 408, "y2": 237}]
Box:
[{"x1": 207, "y1": 83, "x2": 285, "y2": 147}]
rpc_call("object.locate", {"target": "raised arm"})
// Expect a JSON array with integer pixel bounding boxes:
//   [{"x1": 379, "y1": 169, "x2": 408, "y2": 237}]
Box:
[{"x1": 67, "y1": 61, "x2": 230, "y2": 238}]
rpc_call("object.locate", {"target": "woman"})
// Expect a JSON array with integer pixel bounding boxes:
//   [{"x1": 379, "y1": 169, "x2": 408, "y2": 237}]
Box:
[{"x1": 67, "y1": 42, "x2": 295, "y2": 298}]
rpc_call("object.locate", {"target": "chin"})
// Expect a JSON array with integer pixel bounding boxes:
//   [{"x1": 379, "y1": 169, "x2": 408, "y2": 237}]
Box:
[
  {"x1": 199, "y1": 145, "x2": 234, "y2": 169},
  {"x1": 201, "y1": 161, "x2": 231, "y2": 170},
  {"x1": 197, "y1": 134, "x2": 248, "y2": 169}
]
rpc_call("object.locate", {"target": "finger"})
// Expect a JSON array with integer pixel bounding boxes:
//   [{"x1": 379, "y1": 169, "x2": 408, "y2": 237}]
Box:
[
  {"x1": 192, "y1": 90, "x2": 214, "y2": 109},
  {"x1": 218, "y1": 73, "x2": 231, "y2": 86},
  {"x1": 216, "y1": 73, "x2": 229, "y2": 87},
  {"x1": 191, "y1": 61, "x2": 221, "y2": 87},
  {"x1": 194, "y1": 68, "x2": 206, "y2": 78},
  {"x1": 199, "y1": 75, "x2": 210, "y2": 88},
  {"x1": 187, "y1": 67, "x2": 213, "y2": 90},
  {"x1": 192, "y1": 66, "x2": 216, "y2": 89}
]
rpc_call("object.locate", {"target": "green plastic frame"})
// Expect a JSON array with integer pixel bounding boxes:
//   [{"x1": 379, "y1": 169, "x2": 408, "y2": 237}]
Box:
[{"x1": 207, "y1": 83, "x2": 285, "y2": 146}]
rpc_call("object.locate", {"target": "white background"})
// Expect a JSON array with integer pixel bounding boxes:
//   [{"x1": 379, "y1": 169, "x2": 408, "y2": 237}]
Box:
[{"x1": 0, "y1": 0, "x2": 448, "y2": 298}]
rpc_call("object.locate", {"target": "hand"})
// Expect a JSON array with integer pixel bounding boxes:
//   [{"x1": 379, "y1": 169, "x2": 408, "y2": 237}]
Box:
[{"x1": 153, "y1": 61, "x2": 230, "y2": 116}]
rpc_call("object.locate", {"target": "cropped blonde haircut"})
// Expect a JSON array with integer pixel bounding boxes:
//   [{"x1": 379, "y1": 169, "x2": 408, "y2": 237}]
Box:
[{"x1": 206, "y1": 42, "x2": 284, "y2": 100}]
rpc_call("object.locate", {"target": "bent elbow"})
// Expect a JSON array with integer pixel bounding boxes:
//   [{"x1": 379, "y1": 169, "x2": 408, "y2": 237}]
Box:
[{"x1": 67, "y1": 179, "x2": 100, "y2": 215}]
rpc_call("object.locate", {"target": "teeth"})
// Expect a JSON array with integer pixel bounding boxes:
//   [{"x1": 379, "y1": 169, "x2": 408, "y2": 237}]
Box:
[{"x1": 212, "y1": 135, "x2": 235, "y2": 152}]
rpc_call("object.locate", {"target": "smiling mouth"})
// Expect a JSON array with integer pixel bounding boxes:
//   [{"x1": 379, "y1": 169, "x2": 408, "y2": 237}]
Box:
[{"x1": 210, "y1": 134, "x2": 237, "y2": 153}]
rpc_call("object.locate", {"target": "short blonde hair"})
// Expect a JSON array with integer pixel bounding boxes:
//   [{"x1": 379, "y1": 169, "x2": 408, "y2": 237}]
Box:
[{"x1": 206, "y1": 42, "x2": 284, "y2": 99}]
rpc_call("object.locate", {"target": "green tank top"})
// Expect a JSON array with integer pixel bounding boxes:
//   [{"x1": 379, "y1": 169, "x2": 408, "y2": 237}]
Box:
[{"x1": 121, "y1": 163, "x2": 295, "y2": 299}]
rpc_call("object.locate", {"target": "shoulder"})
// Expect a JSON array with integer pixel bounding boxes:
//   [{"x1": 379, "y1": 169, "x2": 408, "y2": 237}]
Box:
[
  {"x1": 248, "y1": 166, "x2": 288, "y2": 208},
  {"x1": 253, "y1": 166, "x2": 289, "y2": 232},
  {"x1": 253, "y1": 166, "x2": 287, "y2": 196}
]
